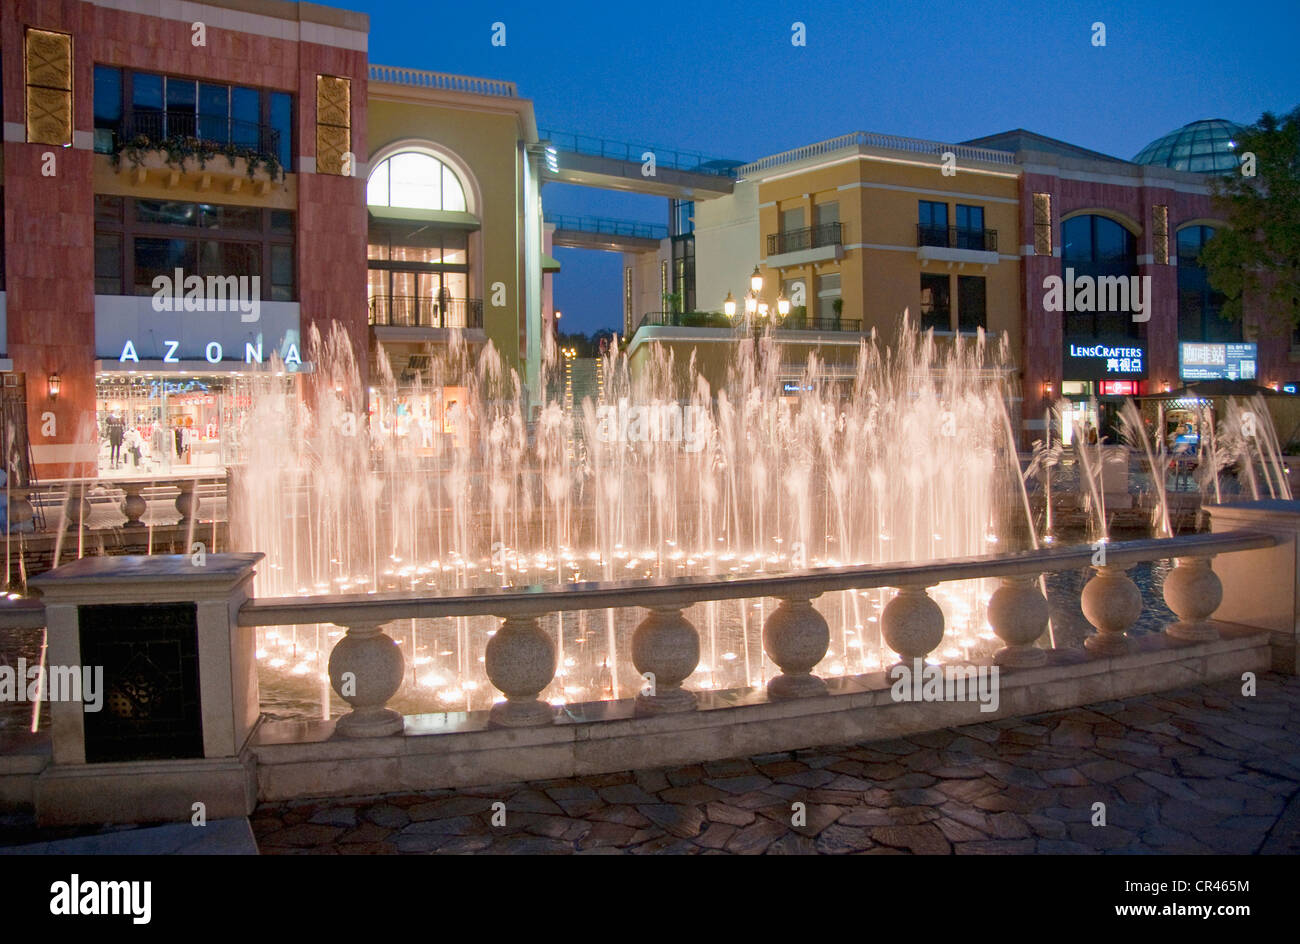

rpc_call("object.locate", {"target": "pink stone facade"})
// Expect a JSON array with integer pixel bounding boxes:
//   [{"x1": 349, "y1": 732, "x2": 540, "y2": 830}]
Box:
[{"x1": 1, "y1": 0, "x2": 368, "y2": 478}]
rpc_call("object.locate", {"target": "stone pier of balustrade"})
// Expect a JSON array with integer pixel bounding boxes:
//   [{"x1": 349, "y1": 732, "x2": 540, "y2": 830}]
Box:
[
  {"x1": 1207, "y1": 500, "x2": 1300, "y2": 674},
  {"x1": 25, "y1": 553, "x2": 263, "y2": 826}
]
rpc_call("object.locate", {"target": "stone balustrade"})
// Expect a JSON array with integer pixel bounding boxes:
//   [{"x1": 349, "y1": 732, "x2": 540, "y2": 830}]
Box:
[
  {"x1": 8, "y1": 475, "x2": 225, "y2": 532},
  {"x1": 231, "y1": 528, "x2": 1280, "y2": 737},
  {"x1": 0, "y1": 513, "x2": 1296, "y2": 825}
]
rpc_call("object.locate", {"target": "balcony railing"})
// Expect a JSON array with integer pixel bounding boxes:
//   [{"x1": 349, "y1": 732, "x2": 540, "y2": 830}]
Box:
[
  {"x1": 781, "y1": 314, "x2": 863, "y2": 332},
  {"x1": 738, "y1": 131, "x2": 1016, "y2": 178},
  {"x1": 638, "y1": 311, "x2": 862, "y2": 332},
  {"x1": 369, "y1": 295, "x2": 484, "y2": 329},
  {"x1": 767, "y1": 222, "x2": 843, "y2": 256},
  {"x1": 538, "y1": 128, "x2": 743, "y2": 177},
  {"x1": 545, "y1": 214, "x2": 668, "y2": 240},
  {"x1": 916, "y1": 224, "x2": 999, "y2": 252},
  {"x1": 369, "y1": 65, "x2": 518, "y2": 98},
  {"x1": 99, "y1": 112, "x2": 282, "y2": 165}
]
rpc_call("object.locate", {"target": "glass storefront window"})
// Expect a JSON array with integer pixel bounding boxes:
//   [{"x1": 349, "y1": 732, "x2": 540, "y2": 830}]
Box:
[{"x1": 95, "y1": 375, "x2": 270, "y2": 477}]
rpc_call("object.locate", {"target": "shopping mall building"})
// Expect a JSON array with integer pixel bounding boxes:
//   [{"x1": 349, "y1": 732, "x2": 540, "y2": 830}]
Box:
[
  {"x1": 1, "y1": 0, "x2": 1285, "y2": 483},
  {"x1": 1, "y1": 0, "x2": 554, "y2": 482},
  {"x1": 627, "y1": 120, "x2": 1286, "y2": 444}
]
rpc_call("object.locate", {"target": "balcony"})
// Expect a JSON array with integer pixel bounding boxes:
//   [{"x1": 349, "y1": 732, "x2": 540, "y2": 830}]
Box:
[
  {"x1": 101, "y1": 113, "x2": 286, "y2": 193},
  {"x1": 916, "y1": 225, "x2": 998, "y2": 252},
  {"x1": 369, "y1": 295, "x2": 484, "y2": 331},
  {"x1": 915, "y1": 224, "x2": 1000, "y2": 268},
  {"x1": 766, "y1": 222, "x2": 844, "y2": 268}
]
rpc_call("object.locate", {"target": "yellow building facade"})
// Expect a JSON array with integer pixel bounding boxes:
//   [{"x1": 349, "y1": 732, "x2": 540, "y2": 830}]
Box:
[
  {"x1": 364, "y1": 68, "x2": 551, "y2": 394},
  {"x1": 693, "y1": 134, "x2": 1023, "y2": 359}
]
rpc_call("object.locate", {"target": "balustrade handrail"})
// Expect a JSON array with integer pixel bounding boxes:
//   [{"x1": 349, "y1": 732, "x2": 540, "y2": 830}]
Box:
[
  {"x1": 737, "y1": 131, "x2": 1016, "y2": 177},
  {"x1": 369, "y1": 65, "x2": 518, "y2": 98},
  {"x1": 234, "y1": 529, "x2": 1279, "y2": 628}
]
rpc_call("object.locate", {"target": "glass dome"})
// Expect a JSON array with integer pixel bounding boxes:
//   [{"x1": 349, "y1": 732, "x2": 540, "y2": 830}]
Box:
[{"x1": 1132, "y1": 119, "x2": 1246, "y2": 174}]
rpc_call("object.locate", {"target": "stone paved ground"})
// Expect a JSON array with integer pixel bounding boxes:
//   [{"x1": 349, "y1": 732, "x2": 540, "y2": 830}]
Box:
[{"x1": 251, "y1": 673, "x2": 1300, "y2": 855}]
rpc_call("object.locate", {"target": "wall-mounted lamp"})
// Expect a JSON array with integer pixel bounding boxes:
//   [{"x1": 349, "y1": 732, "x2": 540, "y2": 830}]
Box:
[
  {"x1": 1162, "y1": 381, "x2": 1172, "y2": 393},
  {"x1": 47, "y1": 373, "x2": 61, "y2": 400},
  {"x1": 1042, "y1": 381, "x2": 1054, "y2": 398}
]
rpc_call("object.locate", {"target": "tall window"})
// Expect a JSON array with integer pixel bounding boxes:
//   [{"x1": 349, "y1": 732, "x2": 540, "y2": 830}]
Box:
[
  {"x1": 955, "y1": 204, "x2": 985, "y2": 249},
  {"x1": 1061, "y1": 214, "x2": 1140, "y2": 338},
  {"x1": 957, "y1": 275, "x2": 986, "y2": 333},
  {"x1": 93, "y1": 196, "x2": 294, "y2": 299},
  {"x1": 93, "y1": 67, "x2": 293, "y2": 169},
  {"x1": 367, "y1": 222, "x2": 473, "y2": 328},
  {"x1": 670, "y1": 199, "x2": 694, "y2": 237},
  {"x1": 1177, "y1": 225, "x2": 1237, "y2": 342},
  {"x1": 817, "y1": 273, "x2": 841, "y2": 322},
  {"x1": 920, "y1": 273, "x2": 950, "y2": 332},
  {"x1": 918, "y1": 200, "x2": 948, "y2": 247},
  {"x1": 367, "y1": 152, "x2": 467, "y2": 212}
]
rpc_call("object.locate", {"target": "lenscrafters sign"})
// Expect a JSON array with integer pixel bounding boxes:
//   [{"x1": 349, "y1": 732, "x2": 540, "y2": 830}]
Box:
[{"x1": 1063, "y1": 337, "x2": 1148, "y2": 381}]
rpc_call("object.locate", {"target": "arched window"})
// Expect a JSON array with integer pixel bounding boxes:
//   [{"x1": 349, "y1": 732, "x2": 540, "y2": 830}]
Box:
[
  {"x1": 366, "y1": 151, "x2": 467, "y2": 213},
  {"x1": 1061, "y1": 214, "x2": 1139, "y2": 338},
  {"x1": 1177, "y1": 226, "x2": 1237, "y2": 342}
]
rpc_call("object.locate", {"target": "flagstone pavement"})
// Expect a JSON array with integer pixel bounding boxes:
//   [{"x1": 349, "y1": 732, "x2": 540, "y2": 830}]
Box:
[{"x1": 251, "y1": 673, "x2": 1300, "y2": 855}]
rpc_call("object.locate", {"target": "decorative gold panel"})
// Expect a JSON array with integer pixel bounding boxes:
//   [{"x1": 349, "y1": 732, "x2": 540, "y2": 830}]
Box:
[
  {"x1": 1152, "y1": 204, "x2": 1169, "y2": 264},
  {"x1": 316, "y1": 123, "x2": 349, "y2": 176},
  {"x1": 25, "y1": 29, "x2": 71, "y2": 89},
  {"x1": 1032, "y1": 192, "x2": 1052, "y2": 256},
  {"x1": 315, "y1": 75, "x2": 351, "y2": 176},
  {"x1": 25, "y1": 28, "x2": 73, "y2": 146}
]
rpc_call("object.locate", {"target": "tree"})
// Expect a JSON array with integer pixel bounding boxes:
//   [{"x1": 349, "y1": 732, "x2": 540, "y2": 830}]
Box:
[{"x1": 1200, "y1": 107, "x2": 1300, "y2": 335}]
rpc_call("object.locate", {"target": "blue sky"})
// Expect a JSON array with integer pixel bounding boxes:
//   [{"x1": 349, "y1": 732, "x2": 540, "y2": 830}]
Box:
[{"x1": 344, "y1": 0, "x2": 1300, "y2": 335}]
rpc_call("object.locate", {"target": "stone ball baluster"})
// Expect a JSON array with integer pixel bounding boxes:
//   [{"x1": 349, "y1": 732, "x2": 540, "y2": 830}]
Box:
[
  {"x1": 9, "y1": 490, "x2": 34, "y2": 530},
  {"x1": 987, "y1": 575, "x2": 1050, "y2": 667},
  {"x1": 881, "y1": 584, "x2": 946, "y2": 667},
  {"x1": 327, "y1": 621, "x2": 405, "y2": 737},
  {"x1": 1081, "y1": 564, "x2": 1142, "y2": 655},
  {"x1": 121, "y1": 483, "x2": 147, "y2": 528},
  {"x1": 632, "y1": 606, "x2": 699, "y2": 714},
  {"x1": 65, "y1": 486, "x2": 92, "y2": 530},
  {"x1": 1162, "y1": 556, "x2": 1222, "y2": 642},
  {"x1": 484, "y1": 614, "x2": 556, "y2": 727},
  {"x1": 175, "y1": 481, "x2": 200, "y2": 524},
  {"x1": 762, "y1": 596, "x2": 830, "y2": 697}
]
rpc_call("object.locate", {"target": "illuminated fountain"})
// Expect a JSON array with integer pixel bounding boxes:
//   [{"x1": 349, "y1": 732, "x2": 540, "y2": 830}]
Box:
[{"x1": 232, "y1": 318, "x2": 1031, "y2": 719}]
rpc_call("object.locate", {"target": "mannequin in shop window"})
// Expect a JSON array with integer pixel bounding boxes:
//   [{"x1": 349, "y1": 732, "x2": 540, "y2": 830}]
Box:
[
  {"x1": 106, "y1": 413, "x2": 125, "y2": 469},
  {"x1": 125, "y1": 425, "x2": 144, "y2": 469}
]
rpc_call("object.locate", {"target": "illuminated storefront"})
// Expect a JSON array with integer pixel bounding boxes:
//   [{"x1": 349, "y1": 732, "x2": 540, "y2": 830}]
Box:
[{"x1": 94, "y1": 372, "x2": 281, "y2": 477}]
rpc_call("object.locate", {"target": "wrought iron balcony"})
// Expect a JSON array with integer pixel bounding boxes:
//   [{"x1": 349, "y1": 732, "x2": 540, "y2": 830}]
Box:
[
  {"x1": 767, "y1": 222, "x2": 843, "y2": 256},
  {"x1": 99, "y1": 112, "x2": 283, "y2": 164},
  {"x1": 916, "y1": 224, "x2": 998, "y2": 252},
  {"x1": 370, "y1": 295, "x2": 484, "y2": 330}
]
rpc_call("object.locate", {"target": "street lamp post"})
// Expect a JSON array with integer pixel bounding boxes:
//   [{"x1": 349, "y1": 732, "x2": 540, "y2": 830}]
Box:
[{"x1": 724, "y1": 267, "x2": 789, "y2": 372}]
